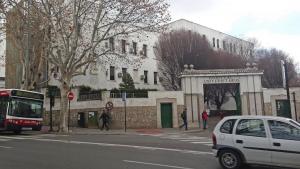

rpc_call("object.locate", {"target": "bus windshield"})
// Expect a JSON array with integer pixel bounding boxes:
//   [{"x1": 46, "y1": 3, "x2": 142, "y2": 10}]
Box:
[
  {"x1": 0, "y1": 98, "x2": 8, "y2": 127},
  {"x1": 9, "y1": 98, "x2": 43, "y2": 118}
]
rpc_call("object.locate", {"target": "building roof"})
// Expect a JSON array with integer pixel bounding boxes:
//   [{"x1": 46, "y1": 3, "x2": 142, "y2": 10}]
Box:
[
  {"x1": 181, "y1": 68, "x2": 264, "y2": 76},
  {"x1": 169, "y1": 19, "x2": 253, "y2": 46}
]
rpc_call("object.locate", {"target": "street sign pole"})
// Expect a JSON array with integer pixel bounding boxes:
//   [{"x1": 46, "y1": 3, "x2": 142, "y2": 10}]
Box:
[
  {"x1": 122, "y1": 92, "x2": 127, "y2": 132},
  {"x1": 49, "y1": 98, "x2": 53, "y2": 131},
  {"x1": 67, "y1": 91, "x2": 74, "y2": 132},
  {"x1": 68, "y1": 99, "x2": 70, "y2": 132}
]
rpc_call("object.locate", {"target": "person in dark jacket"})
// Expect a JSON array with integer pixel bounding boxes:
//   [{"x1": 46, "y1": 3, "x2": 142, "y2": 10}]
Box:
[
  {"x1": 99, "y1": 109, "x2": 110, "y2": 130},
  {"x1": 179, "y1": 108, "x2": 188, "y2": 130}
]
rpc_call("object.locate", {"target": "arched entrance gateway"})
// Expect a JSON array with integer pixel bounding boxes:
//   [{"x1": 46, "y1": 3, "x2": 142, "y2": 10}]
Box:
[{"x1": 180, "y1": 66, "x2": 264, "y2": 127}]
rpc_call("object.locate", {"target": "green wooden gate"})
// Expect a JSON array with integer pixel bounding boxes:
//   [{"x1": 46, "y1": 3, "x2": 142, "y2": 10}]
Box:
[
  {"x1": 161, "y1": 103, "x2": 173, "y2": 128},
  {"x1": 276, "y1": 100, "x2": 291, "y2": 118}
]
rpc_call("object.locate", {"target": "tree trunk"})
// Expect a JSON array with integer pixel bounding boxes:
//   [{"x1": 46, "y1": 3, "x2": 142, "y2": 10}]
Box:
[{"x1": 59, "y1": 77, "x2": 71, "y2": 132}]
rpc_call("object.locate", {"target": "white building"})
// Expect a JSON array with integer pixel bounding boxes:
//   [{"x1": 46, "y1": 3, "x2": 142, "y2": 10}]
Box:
[{"x1": 48, "y1": 19, "x2": 253, "y2": 90}]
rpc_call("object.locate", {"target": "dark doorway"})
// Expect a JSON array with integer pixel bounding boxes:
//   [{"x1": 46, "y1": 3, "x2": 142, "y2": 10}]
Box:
[
  {"x1": 276, "y1": 100, "x2": 291, "y2": 118},
  {"x1": 88, "y1": 112, "x2": 98, "y2": 128},
  {"x1": 161, "y1": 103, "x2": 173, "y2": 128},
  {"x1": 77, "y1": 112, "x2": 86, "y2": 128}
]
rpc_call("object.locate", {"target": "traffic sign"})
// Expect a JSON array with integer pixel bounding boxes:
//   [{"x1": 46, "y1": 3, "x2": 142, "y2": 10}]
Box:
[
  {"x1": 105, "y1": 101, "x2": 114, "y2": 110},
  {"x1": 67, "y1": 91, "x2": 74, "y2": 101}
]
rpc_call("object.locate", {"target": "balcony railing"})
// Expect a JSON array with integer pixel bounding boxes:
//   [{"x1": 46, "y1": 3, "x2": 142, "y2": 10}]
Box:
[
  {"x1": 78, "y1": 91, "x2": 102, "y2": 101},
  {"x1": 110, "y1": 92, "x2": 148, "y2": 98}
]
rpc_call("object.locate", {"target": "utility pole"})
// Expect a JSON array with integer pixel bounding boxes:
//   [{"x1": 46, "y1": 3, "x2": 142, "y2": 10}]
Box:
[
  {"x1": 292, "y1": 92, "x2": 297, "y2": 121},
  {"x1": 283, "y1": 60, "x2": 292, "y2": 118}
]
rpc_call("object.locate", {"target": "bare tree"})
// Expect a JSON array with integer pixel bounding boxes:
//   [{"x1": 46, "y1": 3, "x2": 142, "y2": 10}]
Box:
[
  {"x1": 2, "y1": 0, "x2": 170, "y2": 132},
  {"x1": 1, "y1": 1, "x2": 47, "y2": 90},
  {"x1": 155, "y1": 30, "x2": 246, "y2": 90},
  {"x1": 204, "y1": 84, "x2": 229, "y2": 110},
  {"x1": 256, "y1": 48, "x2": 299, "y2": 88}
]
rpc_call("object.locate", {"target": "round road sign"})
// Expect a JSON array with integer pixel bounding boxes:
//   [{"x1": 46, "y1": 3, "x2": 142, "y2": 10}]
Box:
[
  {"x1": 67, "y1": 91, "x2": 74, "y2": 101},
  {"x1": 105, "y1": 101, "x2": 114, "y2": 110}
]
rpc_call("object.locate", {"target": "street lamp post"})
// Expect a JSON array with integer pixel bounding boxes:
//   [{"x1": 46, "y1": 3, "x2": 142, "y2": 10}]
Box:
[{"x1": 189, "y1": 64, "x2": 194, "y2": 123}]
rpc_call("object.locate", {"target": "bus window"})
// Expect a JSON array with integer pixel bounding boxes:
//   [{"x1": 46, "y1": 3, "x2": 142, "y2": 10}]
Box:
[{"x1": 9, "y1": 98, "x2": 42, "y2": 118}]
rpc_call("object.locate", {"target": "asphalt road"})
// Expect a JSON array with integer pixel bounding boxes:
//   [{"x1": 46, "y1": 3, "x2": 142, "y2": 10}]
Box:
[{"x1": 0, "y1": 131, "x2": 290, "y2": 169}]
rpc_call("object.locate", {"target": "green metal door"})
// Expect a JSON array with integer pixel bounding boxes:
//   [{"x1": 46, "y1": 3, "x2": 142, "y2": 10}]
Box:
[
  {"x1": 276, "y1": 100, "x2": 291, "y2": 118},
  {"x1": 161, "y1": 103, "x2": 173, "y2": 128}
]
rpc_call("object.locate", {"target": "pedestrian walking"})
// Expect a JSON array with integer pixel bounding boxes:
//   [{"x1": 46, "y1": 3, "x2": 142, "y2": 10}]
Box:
[
  {"x1": 219, "y1": 111, "x2": 225, "y2": 120},
  {"x1": 179, "y1": 107, "x2": 188, "y2": 130},
  {"x1": 99, "y1": 109, "x2": 110, "y2": 131},
  {"x1": 202, "y1": 110, "x2": 209, "y2": 129}
]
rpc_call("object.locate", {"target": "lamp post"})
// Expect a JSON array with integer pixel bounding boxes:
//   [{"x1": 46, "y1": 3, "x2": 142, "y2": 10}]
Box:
[{"x1": 189, "y1": 64, "x2": 194, "y2": 123}]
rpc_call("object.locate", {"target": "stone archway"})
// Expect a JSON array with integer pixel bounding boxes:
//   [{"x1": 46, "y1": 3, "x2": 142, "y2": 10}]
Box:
[{"x1": 181, "y1": 68, "x2": 264, "y2": 127}]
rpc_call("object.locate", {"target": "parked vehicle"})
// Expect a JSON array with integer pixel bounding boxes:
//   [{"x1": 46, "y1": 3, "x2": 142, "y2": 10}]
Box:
[{"x1": 212, "y1": 115, "x2": 300, "y2": 169}]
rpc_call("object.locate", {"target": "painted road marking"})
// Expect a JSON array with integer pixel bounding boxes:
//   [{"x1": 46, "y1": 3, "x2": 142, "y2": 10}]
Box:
[
  {"x1": 123, "y1": 160, "x2": 195, "y2": 169},
  {"x1": 0, "y1": 146, "x2": 12, "y2": 149},
  {"x1": 191, "y1": 141, "x2": 212, "y2": 144},
  {"x1": 146, "y1": 134, "x2": 212, "y2": 146},
  {"x1": 0, "y1": 136, "x2": 213, "y2": 155}
]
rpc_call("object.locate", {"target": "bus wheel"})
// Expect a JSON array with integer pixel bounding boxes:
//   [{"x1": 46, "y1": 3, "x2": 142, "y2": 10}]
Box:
[{"x1": 13, "y1": 130, "x2": 21, "y2": 134}]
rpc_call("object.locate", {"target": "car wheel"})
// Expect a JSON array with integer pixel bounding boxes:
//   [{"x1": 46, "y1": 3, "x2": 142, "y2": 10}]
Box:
[{"x1": 219, "y1": 150, "x2": 242, "y2": 169}]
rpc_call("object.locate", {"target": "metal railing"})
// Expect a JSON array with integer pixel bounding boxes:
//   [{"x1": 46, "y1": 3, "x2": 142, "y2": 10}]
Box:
[
  {"x1": 78, "y1": 92, "x2": 102, "y2": 101},
  {"x1": 110, "y1": 92, "x2": 148, "y2": 98}
]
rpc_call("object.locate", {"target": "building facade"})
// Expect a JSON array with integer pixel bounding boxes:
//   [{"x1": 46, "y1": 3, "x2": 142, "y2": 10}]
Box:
[{"x1": 6, "y1": 18, "x2": 257, "y2": 128}]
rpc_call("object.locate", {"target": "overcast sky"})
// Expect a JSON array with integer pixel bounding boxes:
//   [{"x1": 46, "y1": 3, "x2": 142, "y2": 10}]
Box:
[{"x1": 169, "y1": 0, "x2": 300, "y2": 65}]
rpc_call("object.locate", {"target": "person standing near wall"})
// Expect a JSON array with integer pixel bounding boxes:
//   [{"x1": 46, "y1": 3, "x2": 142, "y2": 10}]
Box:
[{"x1": 202, "y1": 110, "x2": 208, "y2": 129}]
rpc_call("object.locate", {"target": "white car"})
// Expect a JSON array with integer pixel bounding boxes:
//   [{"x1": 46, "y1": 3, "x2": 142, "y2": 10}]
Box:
[{"x1": 212, "y1": 116, "x2": 300, "y2": 169}]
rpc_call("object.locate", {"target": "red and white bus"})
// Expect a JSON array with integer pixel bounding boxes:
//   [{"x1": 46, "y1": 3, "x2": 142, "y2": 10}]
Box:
[{"x1": 0, "y1": 89, "x2": 44, "y2": 134}]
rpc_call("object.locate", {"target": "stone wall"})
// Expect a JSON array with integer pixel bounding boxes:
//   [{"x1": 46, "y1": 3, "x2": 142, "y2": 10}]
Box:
[{"x1": 44, "y1": 104, "x2": 186, "y2": 129}]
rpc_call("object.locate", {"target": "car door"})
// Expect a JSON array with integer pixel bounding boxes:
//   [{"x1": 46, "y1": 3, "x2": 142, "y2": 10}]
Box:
[
  {"x1": 234, "y1": 119, "x2": 272, "y2": 164},
  {"x1": 267, "y1": 120, "x2": 300, "y2": 167},
  {"x1": 218, "y1": 119, "x2": 237, "y2": 145}
]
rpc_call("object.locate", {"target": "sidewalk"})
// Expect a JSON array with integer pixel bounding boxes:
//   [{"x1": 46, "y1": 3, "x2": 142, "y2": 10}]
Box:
[{"x1": 41, "y1": 126, "x2": 213, "y2": 137}]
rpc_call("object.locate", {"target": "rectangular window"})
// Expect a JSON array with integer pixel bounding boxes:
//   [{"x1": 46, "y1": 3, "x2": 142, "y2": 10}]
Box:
[
  {"x1": 223, "y1": 41, "x2": 226, "y2": 50},
  {"x1": 121, "y1": 39, "x2": 126, "y2": 53},
  {"x1": 110, "y1": 66, "x2": 115, "y2": 80},
  {"x1": 122, "y1": 68, "x2": 127, "y2": 76},
  {"x1": 268, "y1": 120, "x2": 300, "y2": 141},
  {"x1": 143, "y1": 44, "x2": 147, "y2": 57},
  {"x1": 144, "y1": 71, "x2": 148, "y2": 84},
  {"x1": 133, "y1": 42, "x2": 137, "y2": 55},
  {"x1": 240, "y1": 46, "x2": 243, "y2": 55},
  {"x1": 217, "y1": 39, "x2": 219, "y2": 48},
  {"x1": 236, "y1": 119, "x2": 266, "y2": 137},
  {"x1": 109, "y1": 37, "x2": 115, "y2": 51},
  {"x1": 202, "y1": 35, "x2": 206, "y2": 39},
  {"x1": 233, "y1": 44, "x2": 236, "y2": 53},
  {"x1": 154, "y1": 72, "x2": 158, "y2": 84},
  {"x1": 212, "y1": 38, "x2": 215, "y2": 47},
  {"x1": 230, "y1": 43, "x2": 233, "y2": 53}
]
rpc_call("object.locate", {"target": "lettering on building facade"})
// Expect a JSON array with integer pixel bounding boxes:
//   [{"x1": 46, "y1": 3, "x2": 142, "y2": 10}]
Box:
[{"x1": 203, "y1": 76, "x2": 240, "y2": 84}]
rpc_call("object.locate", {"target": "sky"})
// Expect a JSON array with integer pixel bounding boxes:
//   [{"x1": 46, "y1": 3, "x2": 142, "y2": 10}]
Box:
[{"x1": 169, "y1": 0, "x2": 300, "y2": 66}]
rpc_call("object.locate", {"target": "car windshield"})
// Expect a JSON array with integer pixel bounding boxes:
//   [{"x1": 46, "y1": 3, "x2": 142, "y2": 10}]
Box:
[{"x1": 8, "y1": 98, "x2": 43, "y2": 118}]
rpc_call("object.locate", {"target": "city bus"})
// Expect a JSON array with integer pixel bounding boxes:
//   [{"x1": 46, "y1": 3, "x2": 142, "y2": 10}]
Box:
[{"x1": 0, "y1": 89, "x2": 44, "y2": 134}]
